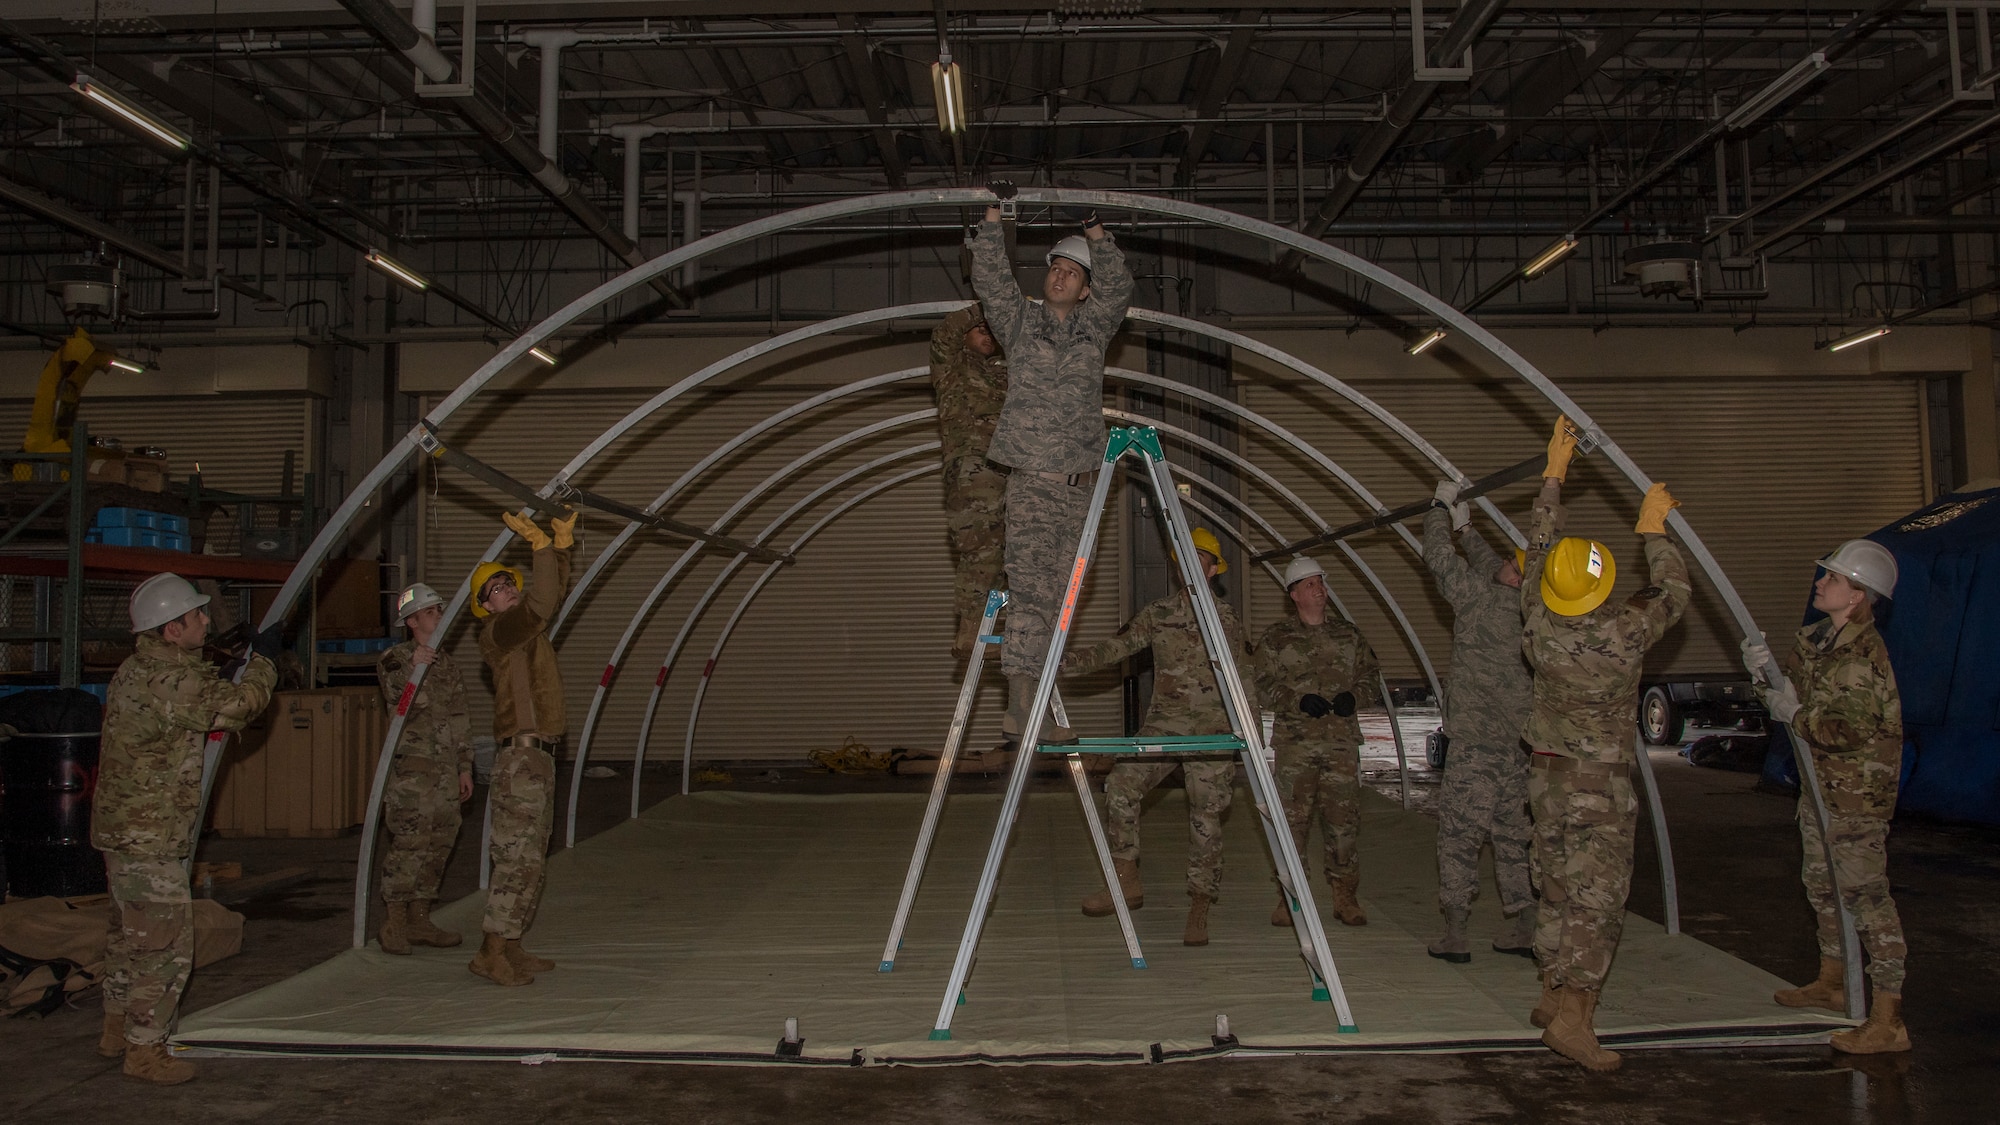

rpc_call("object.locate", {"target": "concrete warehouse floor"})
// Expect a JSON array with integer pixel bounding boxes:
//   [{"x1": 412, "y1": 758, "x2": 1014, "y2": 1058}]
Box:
[{"x1": 4, "y1": 749, "x2": 1995, "y2": 1124}]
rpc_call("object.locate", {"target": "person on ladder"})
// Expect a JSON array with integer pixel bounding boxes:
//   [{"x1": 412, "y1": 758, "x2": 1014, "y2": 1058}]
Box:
[
  {"x1": 466, "y1": 509, "x2": 577, "y2": 986},
  {"x1": 1253, "y1": 556, "x2": 1380, "y2": 928},
  {"x1": 970, "y1": 179, "x2": 1133, "y2": 745},
  {"x1": 374, "y1": 583, "x2": 475, "y2": 956},
  {"x1": 1521, "y1": 418, "x2": 1689, "y2": 1072},
  {"x1": 1420, "y1": 484, "x2": 1536, "y2": 962},
  {"x1": 1061, "y1": 528, "x2": 1254, "y2": 947},
  {"x1": 1742, "y1": 539, "x2": 1910, "y2": 1054},
  {"x1": 929, "y1": 301, "x2": 1010, "y2": 660}
]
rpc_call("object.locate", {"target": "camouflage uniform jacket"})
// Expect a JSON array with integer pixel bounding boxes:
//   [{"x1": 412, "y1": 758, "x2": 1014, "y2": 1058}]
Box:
[
  {"x1": 1520, "y1": 480, "x2": 1691, "y2": 764},
  {"x1": 94, "y1": 635, "x2": 277, "y2": 858},
  {"x1": 377, "y1": 640, "x2": 474, "y2": 774},
  {"x1": 929, "y1": 303, "x2": 1009, "y2": 466},
  {"x1": 479, "y1": 544, "x2": 571, "y2": 741},
  {"x1": 1784, "y1": 616, "x2": 1903, "y2": 819},
  {"x1": 1422, "y1": 507, "x2": 1533, "y2": 747},
  {"x1": 1253, "y1": 615, "x2": 1381, "y2": 750},
  {"x1": 1065, "y1": 589, "x2": 1254, "y2": 736},
  {"x1": 970, "y1": 219, "x2": 1134, "y2": 473}
]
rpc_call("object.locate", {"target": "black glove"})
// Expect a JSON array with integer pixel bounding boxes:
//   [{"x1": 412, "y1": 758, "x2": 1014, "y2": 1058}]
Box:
[
  {"x1": 1061, "y1": 203, "x2": 1100, "y2": 227},
  {"x1": 989, "y1": 179, "x2": 1017, "y2": 201},
  {"x1": 1299, "y1": 694, "x2": 1333, "y2": 719},
  {"x1": 1330, "y1": 691, "x2": 1357, "y2": 718},
  {"x1": 249, "y1": 624, "x2": 284, "y2": 662}
]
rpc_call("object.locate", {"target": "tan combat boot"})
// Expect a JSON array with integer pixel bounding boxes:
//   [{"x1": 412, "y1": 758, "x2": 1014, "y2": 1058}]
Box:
[
  {"x1": 122, "y1": 1042, "x2": 196, "y2": 1086},
  {"x1": 1271, "y1": 889, "x2": 1293, "y2": 928},
  {"x1": 1493, "y1": 906, "x2": 1537, "y2": 959},
  {"x1": 1081, "y1": 858, "x2": 1143, "y2": 917},
  {"x1": 97, "y1": 1010, "x2": 126, "y2": 1058},
  {"x1": 379, "y1": 901, "x2": 412, "y2": 955},
  {"x1": 1328, "y1": 872, "x2": 1367, "y2": 926},
  {"x1": 1530, "y1": 974, "x2": 1560, "y2": 1029},
  {"x1": 505, "y1": 938, "x2": 556, "y2": 974},
  {"x1": 1002, "y1": 674, "x2": 1074, "y2": 746},
  {"x1": 1427, "y1": 906, "x2": 1471, "y2": 964},
  {"x1": 1184, "y1": 893, "x2": 1213, "y2": 947},
  {"x1": 1542, "y1": 985, "x2": 1621, "y2": 1072},
  {"x1": 1774, "y1": 957, "x2": 1845, "y2": 1011},
  {"x1": 1829, "y1": 992, "x2": 1910, "y2": 1054},
  {"x1": 469, "y1": 933, "x2": 533, "y2": 986},
  {"x1": 407, "y1": 900, "x2": 463, "y2": 948}
]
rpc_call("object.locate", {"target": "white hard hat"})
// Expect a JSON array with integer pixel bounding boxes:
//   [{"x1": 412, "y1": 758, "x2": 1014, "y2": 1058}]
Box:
[
  {"x1": 130, "y1": 572, "x2": 210, "y2": 633},
  {"x1": 1046, "y1": 234, "x2": 1092, "y2": 274},
  {"x1": 1283, "y1": 556, "x2": 1327, "y2": 589},
  {"x1": 1819, "y1": 539, "x2": 1898, "y2": 599},
  {"x1": 396, "y1": 582, "x2": 445, "y2": 622}
]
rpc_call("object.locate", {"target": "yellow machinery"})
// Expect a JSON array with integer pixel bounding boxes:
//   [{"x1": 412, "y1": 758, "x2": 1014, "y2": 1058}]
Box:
[{"x1": 14, "y1": 327, "x2": 116, "y2": 481}]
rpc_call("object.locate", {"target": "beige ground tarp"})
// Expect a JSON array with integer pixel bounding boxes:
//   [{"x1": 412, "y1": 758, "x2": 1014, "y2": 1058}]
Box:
[{"x1": 175, "y1": 787, "x2": 1845, "y2": 1065}]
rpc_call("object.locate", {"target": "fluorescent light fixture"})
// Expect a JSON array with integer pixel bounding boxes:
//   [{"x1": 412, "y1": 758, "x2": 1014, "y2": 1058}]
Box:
[
  {"x1": 1822, "y1": 325, "x2": 1890, "y2": 352},
  {"x1": 1722, "y1": 51, "x2": 1828, "y2": 131},
  {"x1": 70, "y1": 73, "x2": 190, "y2": 151},
  {"x1": 529, "y1": 346, "x2": 558, "y2": 366},
  {"x1": 107, "y1": 356, "x2": 146, "y2": 374},
  {"x1": 1406, "y1": 327, "x2": 1448, "y2": 356},
  {"x1": 365, "y1": 248, "x2": 429, "y2": 291},
  {"x1": 930, "y1": 58, "x2": 967, "y2": 134},
  {"x1": 1522, "y1": 237, "x2": 1579, "y2": 279}
]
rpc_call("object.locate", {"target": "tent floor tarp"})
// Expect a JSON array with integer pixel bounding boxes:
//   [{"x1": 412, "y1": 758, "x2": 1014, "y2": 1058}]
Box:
[{"x1": 174, "y1": 786, "x2": 1846, "y2": 1065}]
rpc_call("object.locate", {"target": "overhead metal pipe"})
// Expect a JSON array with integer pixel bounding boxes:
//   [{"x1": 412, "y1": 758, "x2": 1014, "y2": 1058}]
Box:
[{"x1": 334, "y1": 0, "x2": 685, "y2": 306}]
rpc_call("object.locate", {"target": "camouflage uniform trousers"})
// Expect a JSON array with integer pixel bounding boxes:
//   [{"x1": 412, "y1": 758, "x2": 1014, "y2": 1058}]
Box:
[
  {"x1": 380, "y1": 754, "x2": 464, "y2": 903},
  {"x1": 999, "y1": 468, "x2": 1092, "y2": 677},
  {"x1": 1273, "y1": 738, "x2": 1362, "y2": 888},
  {"x1": 1528, "y1": 758, "x2": 1638, "y2": 990},
  {"x1": 483, "y1": 739, "x2": 555, "y2": 939},
  {"x1": 1103, "y1": 755, "x2": 1236, "y2": 900},
  {"x1": 943, "y1": 454, "x2": 1007, "y2": 627},
  {"x1": 1436, "y1": 742, "x2": 1534, "y2": 915},
  {"x1": 1797, "y1": 799, "x2": 1907, "y2": 993},
  {"x1": 101, "y1": 852, "x2": 193, "y2": 1046}
]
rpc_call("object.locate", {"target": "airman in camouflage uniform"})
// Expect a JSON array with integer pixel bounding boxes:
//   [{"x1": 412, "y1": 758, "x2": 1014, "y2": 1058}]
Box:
[
  {"x1": 96, "y1": 575, "x2": 276, "y2": 1085},
  {"x1": 1063, "y1": 552, "x2": 1249, "y2": 946},
  {"x1": 375, "y1": 609, "x2": 474, "y2": 954},
  {"x1": 1749, "y1": 542, "x2": 1909, "y2": 1054},
  {"x1": 929, "y1": 302, "x2": 1010, "y2": 658},
  {"x1": 971, "y1": 185, "x2": 1133, "y2": 742},
  {"x1": 1420, "y1": 499, "x2": 1536, "y2": 961},
  {"x1": 1253, "y1": 563, "x2": 1380, "y2": 928},
  {"x1": 469, "y1": 510, "x2": 576, "y2": 986},
  {"x1": 1519, "y1": 422, "x2": 1689, "y2": 1072}
]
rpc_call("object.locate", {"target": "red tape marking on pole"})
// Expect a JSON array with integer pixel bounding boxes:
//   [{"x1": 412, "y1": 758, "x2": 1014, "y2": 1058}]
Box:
[
  {"x1": 396, "y1": 682, "x2": 417, "y2": 716},
  {"x1": 1056, "y1": 555, "x2": 1090, "y2": 632},
  {"x1": 599, "y1": 664, "x2": 616, "y2": 687},
  {"x1": 702, "y1": 658, "x2": 717, "y2": 678},
  {"x1": 655, "y1": 666, "x2": 670, "y2": 687}
]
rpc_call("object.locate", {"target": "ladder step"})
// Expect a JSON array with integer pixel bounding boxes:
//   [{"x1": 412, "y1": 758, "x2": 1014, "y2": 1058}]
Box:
[{"x1": 1035, "y1": 735, "x2": 1248, "y2": 755}]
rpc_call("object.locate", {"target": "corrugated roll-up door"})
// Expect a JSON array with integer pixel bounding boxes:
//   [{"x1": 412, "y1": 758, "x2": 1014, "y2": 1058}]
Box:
[
  {"x1": 1240, "y1": 369, "x2": 1925, "y2": 684},
  {"x1": 418, "y1": 382, "x2": 1124, "y2": 763}
]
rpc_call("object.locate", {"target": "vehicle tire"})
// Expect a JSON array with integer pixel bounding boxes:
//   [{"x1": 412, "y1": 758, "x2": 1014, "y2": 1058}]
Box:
[{"x1": 1641, "y1": 686, "x2": 1685, "y2": 746}]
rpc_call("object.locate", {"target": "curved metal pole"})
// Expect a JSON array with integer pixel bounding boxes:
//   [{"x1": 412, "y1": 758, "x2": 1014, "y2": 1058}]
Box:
[
  {"x1": 680, "y1": 465, "x2": 938, "y2": 782},
  {"x1": 292, "y1": 187, "x2": 1789, "y2": 976},
  {"x1": 562, "y1": 411, "x2": 937, "y2": 845}
]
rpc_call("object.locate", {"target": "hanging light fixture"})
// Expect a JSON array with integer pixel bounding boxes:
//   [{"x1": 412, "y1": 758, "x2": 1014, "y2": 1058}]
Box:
[
  {"x1": 1821, "y1": 325, "x2": 1890, "y2": 352},
  {"x1": 931, "y1": 53, "x2": 967, "y2": 134},
  {"x1": 69, "y1": 73, "x2": 190, "y2": 151},
  {"x1": 107, "y1": 356, "x2": 147, "y2": 374},
  {"x1": 364, "y1": 249, "x2": 429, "y2": 291},
  {"x1": 1522, "y1": 236, "x2": 1579, "y2": 279},
  {"x1": 529, "y1": 346, "x2": 558, "y2": 366},
  {"x1": 1406, "y1": 328, "x2": 1448, "y2": 356}
]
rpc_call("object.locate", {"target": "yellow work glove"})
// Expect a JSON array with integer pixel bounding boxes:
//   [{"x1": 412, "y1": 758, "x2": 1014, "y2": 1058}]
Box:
[
  {"x1": 1635, "y1": 482, "x2": 1680, "y2": 535},
  {"x1": 502, "y1": 510, "x2": 551, "y2": 550},
  {"x1": 1543, "y1": 415, "x2": 1578, "y2": 481},
  {"x1": 551, "y1": 509, "x2": 579, "y2": 549}
]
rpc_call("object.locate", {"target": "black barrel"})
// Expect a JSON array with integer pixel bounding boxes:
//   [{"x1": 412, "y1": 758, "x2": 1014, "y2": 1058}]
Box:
[{"x1": 1, "y1": 732, "x2": 107, "y2": 898}]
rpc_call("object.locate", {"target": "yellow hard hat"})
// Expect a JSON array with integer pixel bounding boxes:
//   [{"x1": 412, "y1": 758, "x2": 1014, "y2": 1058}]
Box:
[
  {"x1": 1540, "y1": 536, "x2": 1615, "y2": 616},
  {"x1": 1189, "y1": 527, "x2": 1227, "y2": 574},
  {"x1": 1513, "y1": 548, "x2": 1528, "y2": 573},
  {"x1": 468, "y1": 561, "x2": 523, "y2": 618}
]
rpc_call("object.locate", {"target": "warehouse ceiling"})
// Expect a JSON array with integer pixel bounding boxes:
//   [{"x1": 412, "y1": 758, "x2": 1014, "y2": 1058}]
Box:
[{"x1": 1, "y1": 1, "x2": 1995, "y2": 339}]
